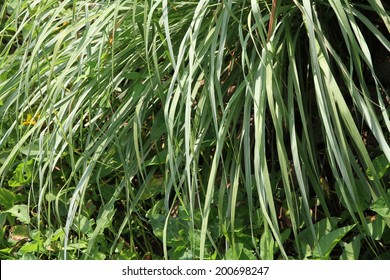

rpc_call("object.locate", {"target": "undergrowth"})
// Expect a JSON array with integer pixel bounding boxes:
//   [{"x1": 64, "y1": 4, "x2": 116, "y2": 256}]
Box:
[{"x1": 0, "y1": 0, "x2": 389, "y2": 260}]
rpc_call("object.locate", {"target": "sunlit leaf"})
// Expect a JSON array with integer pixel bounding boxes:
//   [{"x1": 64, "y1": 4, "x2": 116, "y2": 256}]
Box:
[
  {"x1": 313, "y1": 224, "x2": 356, "y2": 259},
  {"x1": 370, "y1": 191, "x2": 390, "y2": 218},
  {"x1": 8, "y1": 160, "x2": 34, "y2": 187},
  {"x1": 4, "y1": 205, "x2": 30, "y2": 224},
  {"x1": 260, "y1": 228, "x2": 275, "y2": 260},
  {"x1": 367, "y1": 154, "x2": 390, "y2": 180}
]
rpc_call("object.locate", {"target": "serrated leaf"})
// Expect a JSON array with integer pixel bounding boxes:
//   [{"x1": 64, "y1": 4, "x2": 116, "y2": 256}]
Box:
[
  {"x1": 8, "y1": 160, "x2": 34, "y2": 187},
  {"x1": 3, "y1": 204, "x2": 30, "y2": 224}
]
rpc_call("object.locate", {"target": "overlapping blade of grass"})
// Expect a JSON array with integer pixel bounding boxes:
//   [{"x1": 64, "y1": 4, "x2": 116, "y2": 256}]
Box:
[
  {"x1": 1, "y1": 0, "x2": 389, "y2": 259},
  {"x1": 0, "y1": 0, "x2": 169, "y2": 258},
  {"x1": 294, "y1": 0, "x2": 389, "y2": 254}
]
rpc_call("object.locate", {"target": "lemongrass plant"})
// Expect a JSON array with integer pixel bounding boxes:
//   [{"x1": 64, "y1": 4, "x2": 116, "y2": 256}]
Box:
[{"x1": 0, "y1": 0, "x2": 389, "y2": 260}]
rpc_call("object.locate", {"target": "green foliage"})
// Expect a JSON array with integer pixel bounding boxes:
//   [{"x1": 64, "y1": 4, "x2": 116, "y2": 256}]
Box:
[
  {"x1": 0, "y1": 0, "x2": 389, "y2": 259},
  {"x1": 3, "y1": 205, "x2": 30, "y2": 224},
  {"x1": 367, "y1": 154, "x2": 390, "y2": 180},
  {"x1": 370, "y1": 190, "x2": 390, "y2": 218},
  {"x1": 8, "y1": 160, "x2": 34, "y2": 187}
]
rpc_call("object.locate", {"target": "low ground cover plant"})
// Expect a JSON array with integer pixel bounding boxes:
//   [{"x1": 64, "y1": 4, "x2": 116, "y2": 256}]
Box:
[{"x1": 0, "y1": 0, "x2": 389, "y2": 259}]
